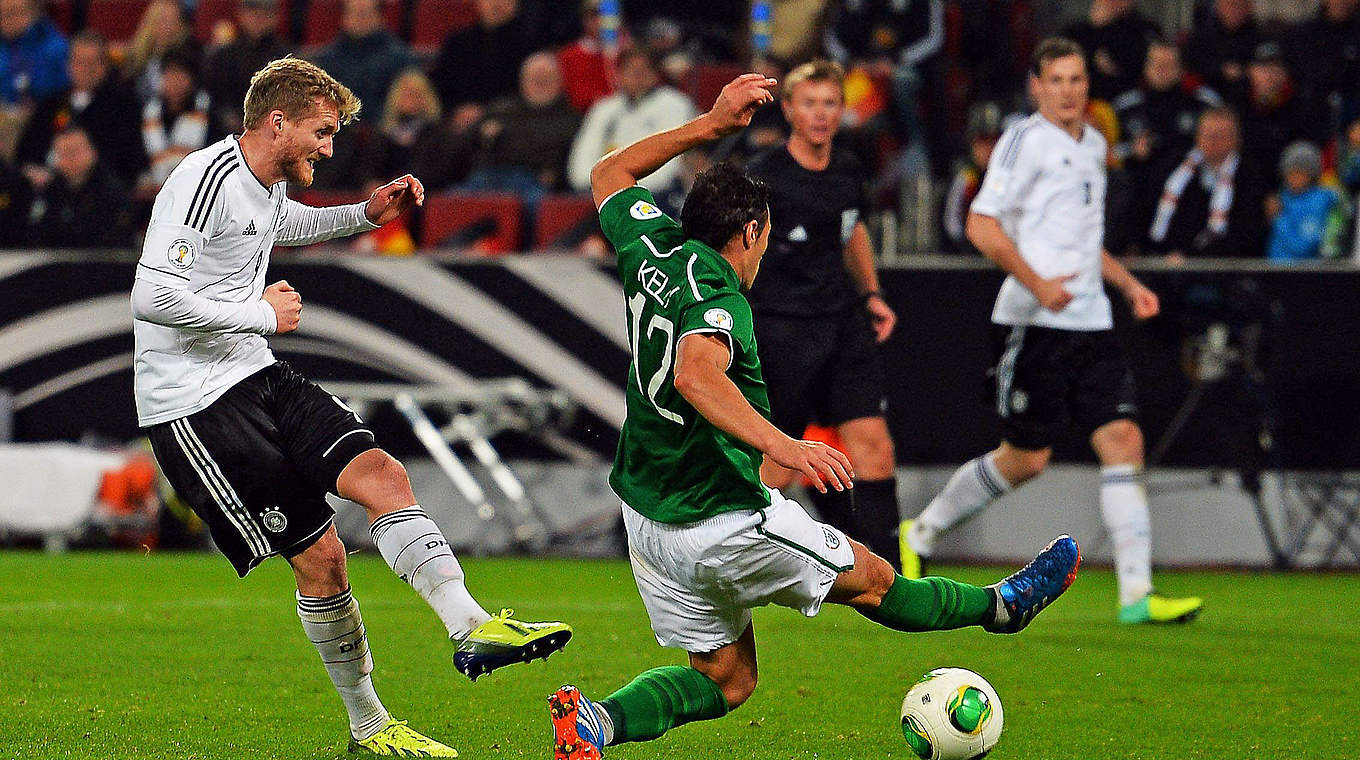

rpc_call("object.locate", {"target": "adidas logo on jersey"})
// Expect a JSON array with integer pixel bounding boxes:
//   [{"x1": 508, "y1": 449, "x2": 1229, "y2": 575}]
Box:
[
  {"x1": 788, "y1": 225, "x2": 808, "y2": 242},
  {"x1": 243, "y1": 220, "x2": 257, "y2": 235}
]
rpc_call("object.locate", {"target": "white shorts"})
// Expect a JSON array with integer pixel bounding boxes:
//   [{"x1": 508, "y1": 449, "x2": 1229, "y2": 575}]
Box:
[{"x1": 622, "y1": 488, "x2": 856, "y2": 653}]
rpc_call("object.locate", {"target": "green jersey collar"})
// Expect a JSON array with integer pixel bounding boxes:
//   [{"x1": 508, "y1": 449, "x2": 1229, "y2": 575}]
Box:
[{"x1": 683, "y1": 238, "x2": 740, "y2": 290}]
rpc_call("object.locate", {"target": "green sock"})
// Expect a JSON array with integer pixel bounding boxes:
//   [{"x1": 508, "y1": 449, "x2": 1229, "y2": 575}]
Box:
[
  {"x1": 859, "y1": 575, "x2": 995, "y2": 632},
  {"x1": 599, "y1": 665, "x2": 729, "y2": 744}
]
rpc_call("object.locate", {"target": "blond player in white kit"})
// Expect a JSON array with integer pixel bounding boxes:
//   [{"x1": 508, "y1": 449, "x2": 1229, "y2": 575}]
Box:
[
  {"x1": 901, "y1": 38, "x2": 1203, "y2": 625},
  {"x1": 131, "y1": 57, "x2": 570, "y2": 757}
]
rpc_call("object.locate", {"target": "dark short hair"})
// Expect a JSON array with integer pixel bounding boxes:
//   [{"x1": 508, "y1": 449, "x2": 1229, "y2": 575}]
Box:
[
  {"x1": 1031, "y1": 37, "x2": 1085, "y2": 76},
  {"x1": 680, "y1": 161, "x2": 770, "y2": 252}
]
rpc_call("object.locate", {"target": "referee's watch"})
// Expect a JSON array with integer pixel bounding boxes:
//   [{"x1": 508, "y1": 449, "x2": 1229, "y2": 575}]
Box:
[{"x1": 861, "y1": 290, "x2": 883, "y2": 304}]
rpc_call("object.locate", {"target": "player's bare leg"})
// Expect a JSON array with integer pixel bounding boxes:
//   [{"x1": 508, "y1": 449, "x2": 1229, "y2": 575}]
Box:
[{"x1": 1090, "y1": 420, "x2": 1202, "y2": 623}]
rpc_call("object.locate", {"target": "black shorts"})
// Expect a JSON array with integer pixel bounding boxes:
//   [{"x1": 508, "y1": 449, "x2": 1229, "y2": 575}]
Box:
[
  {"x1": 988, "y1": 325, "x2": 1138, "y2": 450},
  {"x1": 146, "y1": 362, "x2": 379, "y2": 577},
  {"x1": 754, "y1": 308, "x2": 889, "y2": 437}
]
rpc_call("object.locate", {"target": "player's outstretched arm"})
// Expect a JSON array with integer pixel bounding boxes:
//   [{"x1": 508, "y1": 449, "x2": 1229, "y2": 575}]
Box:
[
  {"x1": 365, "y1": 174, "x2": 425, "y2": 225},
  {"x1": 589, "y1": 74, "x2": 777, "y2": 208},
  {"x1": 674, "y1": 333, "x2": 853, "y2": 492},
  {"x1": 966, "y1": 211, "x2": 1076, "y2": 312},
  {"x1": 274, "y1": 175, "x2": 425, "y2": 247}
]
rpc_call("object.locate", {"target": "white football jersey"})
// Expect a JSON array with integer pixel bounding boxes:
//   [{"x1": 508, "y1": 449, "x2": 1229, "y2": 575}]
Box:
[
  {"x1": 971, "y1": 114, "x2": 1112, "y2": 331},
  {"x1": 133, "y1": 135, "x2": 375, "y2": 426}
]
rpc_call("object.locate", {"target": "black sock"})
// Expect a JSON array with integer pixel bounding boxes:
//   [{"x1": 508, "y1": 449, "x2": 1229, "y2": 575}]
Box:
[{"x1": 851, "y1": 477, "x2": 902, "y2": 569}]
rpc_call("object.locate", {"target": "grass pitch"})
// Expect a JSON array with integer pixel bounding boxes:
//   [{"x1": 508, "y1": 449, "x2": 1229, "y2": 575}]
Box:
[{"x1": 0, "y1": 551, "x2": 1354, "y2": 760}]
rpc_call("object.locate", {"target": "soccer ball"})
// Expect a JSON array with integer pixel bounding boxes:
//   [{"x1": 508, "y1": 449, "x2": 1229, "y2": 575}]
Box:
[{"x1": 899, "y1": 667, "x2": 1004, "y2": 760}]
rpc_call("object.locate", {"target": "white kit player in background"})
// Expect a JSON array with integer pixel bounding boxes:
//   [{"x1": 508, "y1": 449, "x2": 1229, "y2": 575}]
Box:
[
  {"x1": 131, "y1": 58, "x2": 571, "y2": 758},
  {"x1": 900, "y1": 38, "x2": 1203, "y2": 626}
]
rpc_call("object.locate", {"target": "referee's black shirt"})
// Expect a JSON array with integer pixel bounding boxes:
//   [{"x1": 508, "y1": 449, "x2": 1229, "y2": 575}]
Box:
[{"x1": 745, "y1": 144, "x2": 867, "y2": 317}]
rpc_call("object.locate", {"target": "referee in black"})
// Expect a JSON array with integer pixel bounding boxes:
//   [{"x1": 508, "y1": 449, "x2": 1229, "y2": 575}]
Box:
[{"x1": 745, "y1": 59, "x2": 903, "y2": 570}]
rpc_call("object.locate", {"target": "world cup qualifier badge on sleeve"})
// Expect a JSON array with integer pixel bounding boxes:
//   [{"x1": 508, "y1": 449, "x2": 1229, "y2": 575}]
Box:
[{"x1": 168, "y1": 239, "x2": 197, "y2": 270}]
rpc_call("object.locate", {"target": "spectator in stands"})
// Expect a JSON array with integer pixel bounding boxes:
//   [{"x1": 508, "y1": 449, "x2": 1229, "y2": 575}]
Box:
[
  {"x1": 1061, "y1": 0, "x2": 1160, "y2": 101},
  {"x1": 1184, "y1": 0, "x2": 1260, "y2": 104},
  {"x1": 823, "y1": 0, "x2": 944, "y2": 175},
  {"x1": 0, "y1": 108, "x2": 31, "y2": 246},
  {"x1": 1266, "y1": 140, "x2": 1349, "y2": 262},
  {"x1": 1141, "y1": 107, "x2": 1266, "y2": 260},
  {"x1": 201, "y1": 0, "x2": 288, "y2": 135},
  {"x1": 1286, "y1": 0, "x2": 1360, "y2": 130},
  {"x1": 1239, "y1": 41, "x2": 1327, "y2": 182},
  {"x1": 1336, "y1": 117, "x2": 1360, "y2": 195},
  {"x1": 712, "y1": 58, "x2": 788, "y2": 166},
  {"x1": 124, "y1": 0, "x2": 195, "y2": 103},
  {"x1": 1112, "y1": 40, "x2": 1222, "y2": 174},
  {"x1": 15, "y1": 31, "x2": 145, "y2": 186},
  {"x1": 431, "y1": 0, "x2": 544, "y2": 129},
  {"x1": 769, "y1": 0, "x2": 832, "y2": 66},
  {"x1": 558, "y1": 0, "x2": 621, "y2": 113},
  {"x1": 141, "y1": 48, "x2": 210, "y2": 188},
  {"x1": 0, "y1": 0, "x2": 68, "y2": 108},
  {"x1": 942, "y1": 102, "x2": 1002, "y2": 254},
  {"x1": 460, "y1": 52, "x2": 580, "y2": 208},
  {"x1": 311, "y1": 0, "x2": 415, "y2": 123},
  {"x1": 567, "y1": 47, "x2": 695, "y2": 204},
  {"x1": 28, "y1": 127, "x2": 134, "y2": 247},
  {"x1": 356, "y1": 69, "x2": 462, "y2": 191}
]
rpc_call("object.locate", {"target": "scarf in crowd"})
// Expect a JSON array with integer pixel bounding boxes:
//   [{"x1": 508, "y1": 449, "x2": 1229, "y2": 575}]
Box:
[{"x1": 1150, "y1": 149, "x2": 1239, "y2": 243}]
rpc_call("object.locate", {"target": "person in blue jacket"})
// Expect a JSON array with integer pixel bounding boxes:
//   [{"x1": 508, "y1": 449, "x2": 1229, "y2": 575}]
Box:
[
  {"x1": 0, "y1": 0, "x2": 69, "y2": 107},
  {"x1": 1266, "y1": 140, "x2": 1350, "y2": 261}
]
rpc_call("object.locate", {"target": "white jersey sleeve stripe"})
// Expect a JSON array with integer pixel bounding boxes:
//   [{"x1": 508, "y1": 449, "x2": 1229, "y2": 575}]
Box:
[
  {"x1": 999, "y1": 122, "x2": 1036, "y2": 169},
  {"x1": 183, "y1": 146, "x2": 235, "y2": 227}
]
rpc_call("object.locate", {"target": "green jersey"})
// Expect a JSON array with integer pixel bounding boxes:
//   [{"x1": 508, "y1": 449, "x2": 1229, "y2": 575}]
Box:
[{"x1": 601, "y1": 186, "x2": 771, "y2": 523}]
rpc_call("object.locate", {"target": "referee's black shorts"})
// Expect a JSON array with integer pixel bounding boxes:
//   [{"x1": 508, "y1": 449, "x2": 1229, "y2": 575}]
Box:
[
  {"x1": 146, "y1": 362, "x2": 379, "y2": 577},
  {"x1": 754, "y1": 307, "x2": 889, "y2": 437},
  {"x1": 988, "y1": 324, "x2": 1139, "y2": 451}
]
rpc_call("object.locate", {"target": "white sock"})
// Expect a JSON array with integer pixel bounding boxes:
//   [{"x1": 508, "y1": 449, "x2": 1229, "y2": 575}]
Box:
[
  {"x1": 1100, "y1": 465, "x2": 1153, "y2": 606},
  {"x1": 297, "y1": 588, "x2": 390, "y2": 741},
  {"x1": 370, "y1": 505, "x2": 491, "y2": 640},
  {"x1": 910, "y1": 452, "x2": 1010, "y2": 556},
  {"x1": 592, "y1": 699, "x2": 615, "y2": 746}
]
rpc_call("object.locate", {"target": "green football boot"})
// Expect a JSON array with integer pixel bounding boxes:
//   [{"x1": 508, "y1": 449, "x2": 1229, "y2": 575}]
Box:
[
  {"x1": 454, "y1": 608, "x2": 572, "y2": 681},
  {"x1": 348, "y1": 719, "x2": 458, "y2": 757}
]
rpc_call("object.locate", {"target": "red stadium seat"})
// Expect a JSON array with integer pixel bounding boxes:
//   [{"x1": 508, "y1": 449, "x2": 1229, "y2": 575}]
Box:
[
  {"x1": 421, "y1": 192, "x2": 522, "y2": 253},
  {"x1": 48, "y1": 0, "x2": 74, "y2": 34},
  {"x1": 534, "y1": 194, "x2": 597, "y2": 250},
  {"x1": 303, "y1": 0, "x2": 404, "y2": 47},
  {"x1": 291, "y1": 188, "x2": 369, "y2": 206},
  {"x1": 194, "y1": 0, "x2": 293, "y2": 43},
  {"x1": 684, "y1": 63, "x2": 746, "y2": 111},
  {"x1": 86, "y1": 0, "x2": 154, "y2": 43},
  {"x1": 410, "y1": 0, "x2": 476, "y2": 53}
]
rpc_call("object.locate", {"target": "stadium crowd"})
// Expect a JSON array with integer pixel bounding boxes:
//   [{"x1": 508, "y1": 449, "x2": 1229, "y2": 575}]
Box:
[{"x1": 0, "y1": 0, "x2": 1357, "y2": 260}]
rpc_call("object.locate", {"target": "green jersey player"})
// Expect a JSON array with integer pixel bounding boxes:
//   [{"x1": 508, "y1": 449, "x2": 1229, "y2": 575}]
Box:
[{"x1": 546, "y1": 73, "x2": 1085, "y2": 760}]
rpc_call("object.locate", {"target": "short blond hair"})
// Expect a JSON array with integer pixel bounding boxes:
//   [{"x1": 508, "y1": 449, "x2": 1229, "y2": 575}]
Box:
[
  {"x1": 243, "y1": 57, "x2": 361, "y2": 130},
  {"x1": 781, "y1": 59, "x2": 845, "y2": 101},
  {"x1": 381, "y1": 68, "x2": 441, "y2": 132}
]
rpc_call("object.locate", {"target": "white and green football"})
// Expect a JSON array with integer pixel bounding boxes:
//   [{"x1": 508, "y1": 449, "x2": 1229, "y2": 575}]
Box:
[{"x1": 899, "y1": 667, "x2": 1004, "y2": 760}]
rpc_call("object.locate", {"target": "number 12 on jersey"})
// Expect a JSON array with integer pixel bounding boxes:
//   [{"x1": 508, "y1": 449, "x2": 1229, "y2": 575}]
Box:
[{"x1": 627, "y1": 292, "x2": 684, "y2": 424}]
